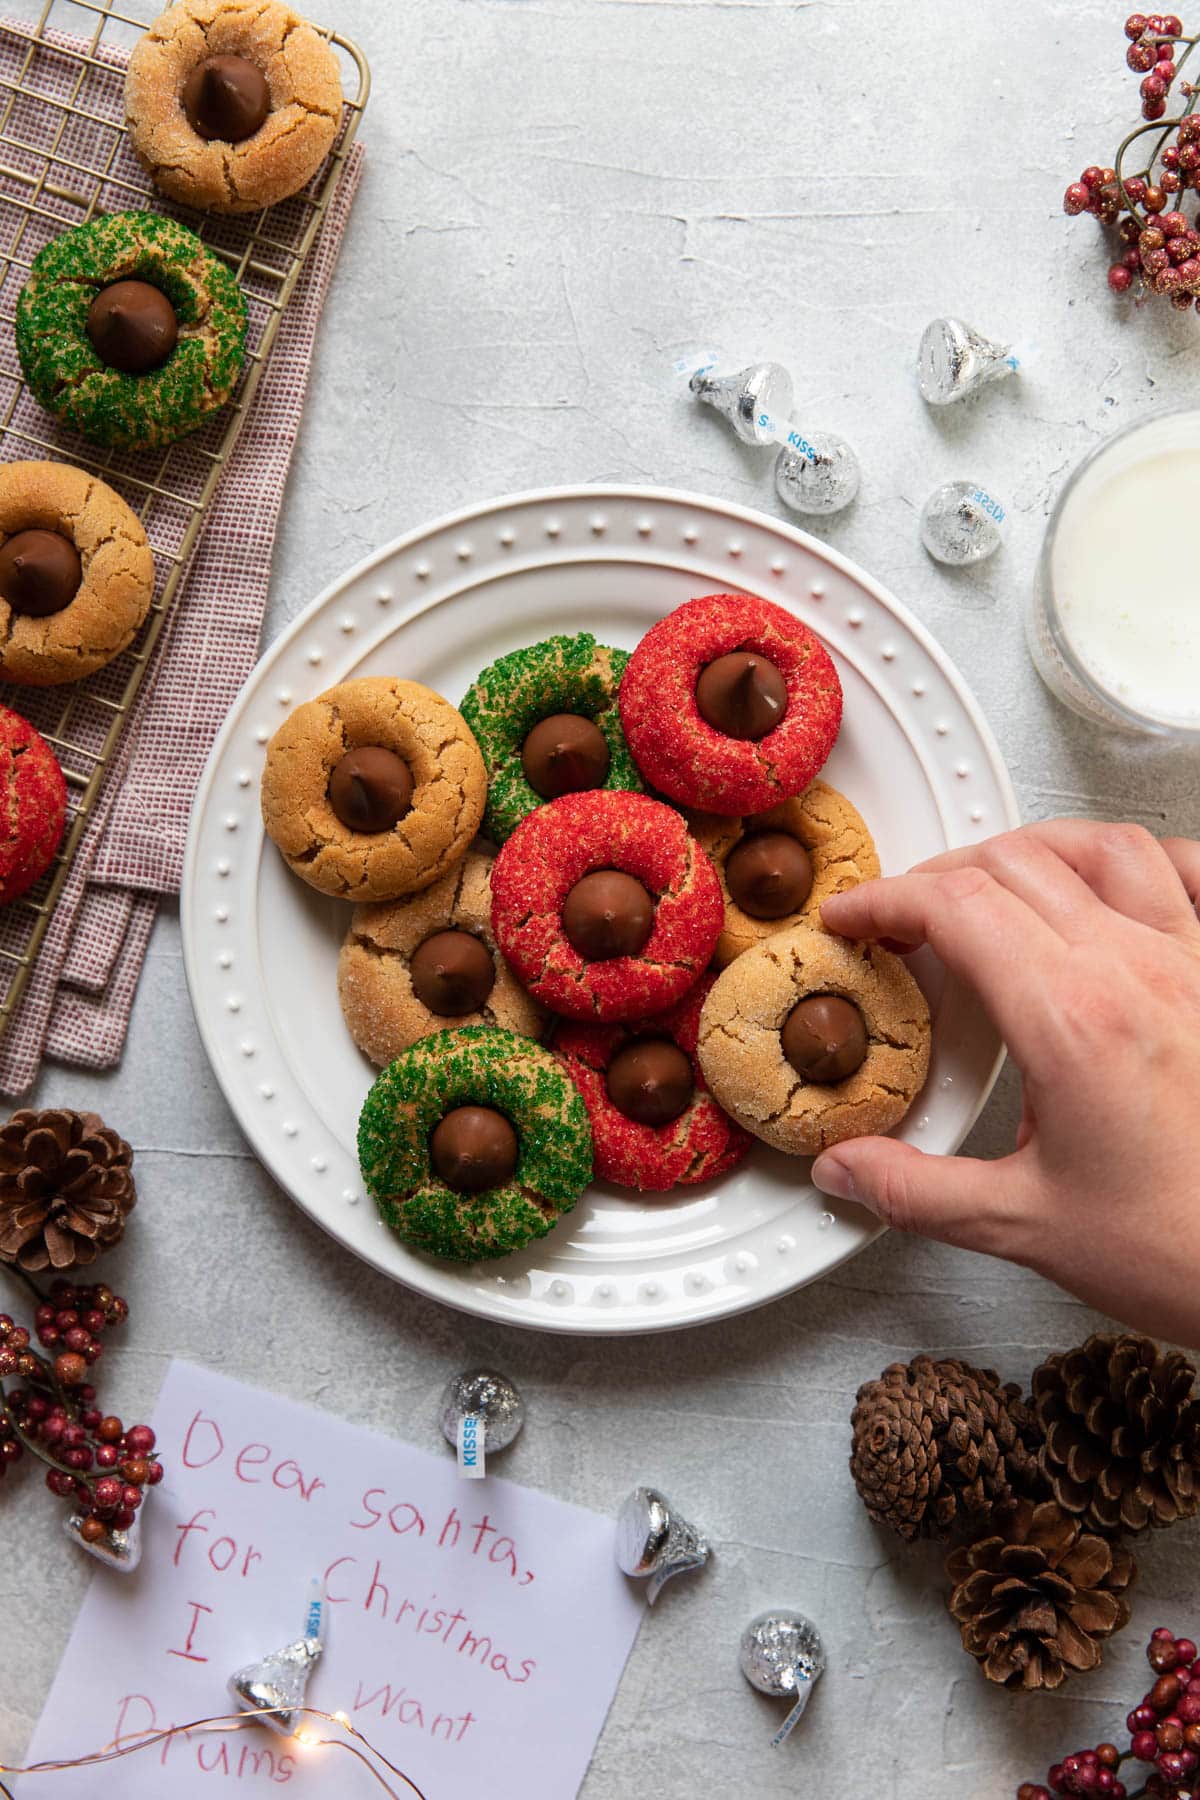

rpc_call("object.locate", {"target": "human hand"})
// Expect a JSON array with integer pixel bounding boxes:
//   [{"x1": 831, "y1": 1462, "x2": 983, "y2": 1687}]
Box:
[{"x1": 810, "y1": 819, "x2": 1200, "y2": 1348}]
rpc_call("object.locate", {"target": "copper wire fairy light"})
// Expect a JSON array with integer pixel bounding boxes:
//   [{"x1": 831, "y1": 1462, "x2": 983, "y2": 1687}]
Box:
[{"x1": 0, "y1": 1705, "x2": 431, "y2": 1799}]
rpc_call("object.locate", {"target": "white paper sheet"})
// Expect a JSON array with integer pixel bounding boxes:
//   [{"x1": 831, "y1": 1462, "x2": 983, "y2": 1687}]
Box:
[{"x1": 15, "y1": 1361, "x2": 644, "y2": 1798}]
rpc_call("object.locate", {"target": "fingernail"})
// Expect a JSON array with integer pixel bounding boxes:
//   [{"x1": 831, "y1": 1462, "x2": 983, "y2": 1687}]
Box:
[{"x1": 812, "y1": 1154, "x2": 860, "y2": 1205}]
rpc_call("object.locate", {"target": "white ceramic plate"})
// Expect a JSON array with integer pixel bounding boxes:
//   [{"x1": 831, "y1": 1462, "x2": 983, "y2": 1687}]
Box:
[{"x1": 182, "y1": 486, "x2": 1018, "y2": 1335}]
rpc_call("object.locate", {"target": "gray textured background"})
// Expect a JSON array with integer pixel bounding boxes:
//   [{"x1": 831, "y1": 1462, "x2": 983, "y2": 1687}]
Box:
[{"x1": 5, "y1": 0, "x2": 1200, "y2": 1794}]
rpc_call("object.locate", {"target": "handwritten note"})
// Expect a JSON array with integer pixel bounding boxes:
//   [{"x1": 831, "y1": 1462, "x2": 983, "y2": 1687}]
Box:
[{"x1": 17, "y1": 1362, "x2": 644, "y2": 1798}]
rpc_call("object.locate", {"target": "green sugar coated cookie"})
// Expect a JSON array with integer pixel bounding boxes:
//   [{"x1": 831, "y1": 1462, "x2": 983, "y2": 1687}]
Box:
[
  {"x1": 16, "y1": 211, "x2": 247, "y2": 449},
  {"x1": 460, "y1": 632, "x2": 643, "y2": 843},
  {"x1": 358, "y1": 1025, "x2": 593, "y2": 1261}
]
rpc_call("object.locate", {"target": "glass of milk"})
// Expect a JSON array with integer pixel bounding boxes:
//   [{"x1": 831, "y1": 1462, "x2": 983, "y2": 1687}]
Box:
[{"x1": 1030, "y1": 409, "x2": 1200, "y2": 739}]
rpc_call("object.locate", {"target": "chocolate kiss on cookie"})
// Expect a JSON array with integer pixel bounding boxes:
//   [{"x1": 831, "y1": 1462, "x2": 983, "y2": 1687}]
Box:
[
  {"x1": 86, "y1": 281, "x2": 178, "y2": 374},
  {"x1": 521, "y1": 713, "x2": 610, "y2": 799},
  {"x1": 0, "y1": 529, "x2": 82, "y2": 617},
  {"x1": 562, "y1": 870, "x2": 655, "y2": 961},
  {"x1": 696, "y1": 651, "x2": 787, "y2": 740},
  {"x1": 183, "y1": 54, "x2": 271, "y2": 142},
  {"x1": 430, "y1": 1105, "x2": 519, "y2": 1192},
  {"x1": 410, "y1": 930, "x2": 495, "y2": 1017},
  {"x1": 781, "y1": 994, "x2": 868, "y2": 1084},
  {"x1": 726, "y1": 831, "x2": 814, "y2": 920},
  {"x1": 606, "y1": 1039, "x2": 694, "y2": 1127},
  {"x1": 329, "y1": 747, "x2": 414, "y2": 833}
]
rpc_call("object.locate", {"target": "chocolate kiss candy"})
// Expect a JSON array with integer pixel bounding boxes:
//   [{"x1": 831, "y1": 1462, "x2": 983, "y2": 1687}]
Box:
[
  {"x1": 606, "y1": 1039, "x2": 693, "y2": 1127},
  {"x1": 689, "y1": 360, "x2": 793, "y2": 446},
  {"x1": 616, "y1": 1486, "x2": 711, "y2": 1605},
  {"x1": 918, "y1": 317, "x2": 1018, "y2": 406},
  {"x1": 439, "y1": 1368, "x2": 525, "y2": 1456},
  {"x1": 183, "y1": 53, "x2": 271, "y2": 142},
  {"x1": 696, "y1": 651, "x2": 787, "y2": 741},
  {"x1": 781, "y1": 994, "x2": 868, "y2": 1084},
  {"x1": 86, "y1": 280, "x2": 178, "y2": 374},
  {"x1": 920, "y1": 480, "x2": 1005, "y2": 566},
  {"x1": 229, "y1": 1580, "x2": 327, "y2": 1736},
  {"x1": 430, "y1": 1105, "x2": 519, "y2": 1193},
  {"x1": 410, "y1": 930, "x2": 495, "y2": 1016},
  {"x1": 739, "y1": 1610, "x2": 825, "y2": 1746},
  {"x1": 725, "y1": 832, "x2": 813, "y2": 920},
  {"x1": 774, "y1": 432, "x2": 861, "y2": 516},
  {"x1": 562, "y1": 869, "x2": 655, "y2": 961},
  {"x1": 0, "y1": 528, "x2": 82, "y2": 617},
  {"x1": 521, "y1": 712, "x2": 610, "y2": 799},
  {"x1": 328, "y1": 746, "x2": 414, "y2": 833},
  {"x1": 64, "y1": 1510, "x2": 141, "y2": 1572}
]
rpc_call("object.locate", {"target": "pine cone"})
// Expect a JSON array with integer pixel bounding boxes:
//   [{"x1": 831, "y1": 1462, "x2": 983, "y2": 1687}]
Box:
[
  {"x1": 0, "y1": 1109, "x2": 135, "y2": 1273},
  {"x1": 1031, "y1": 1334, "x2": 1200, "y2": 1536},
  {"x1": 850, "y1": 1354, "x2": 1040, "y2": 1541},
  {"x1": 946, "y1": 1498, "x2": 1136, "y2": 1690}
]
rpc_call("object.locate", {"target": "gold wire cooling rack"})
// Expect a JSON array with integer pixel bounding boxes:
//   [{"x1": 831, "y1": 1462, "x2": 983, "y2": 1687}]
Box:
[{"x1": 0, "y1": 0, "x2": 370, "y2": 1040}]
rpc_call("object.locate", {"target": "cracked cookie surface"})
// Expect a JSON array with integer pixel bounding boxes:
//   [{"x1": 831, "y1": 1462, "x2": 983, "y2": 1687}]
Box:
[
  {"x1": 0, "y1": 705, "x2": 67, "y2": 904},
  {"x1": 261, "y1": 676, "x2": 487, "y2": 903},
  {"x1": 619, "y1": 592, "x2": 843, "y2": 814},
  {"x1": 460, "y1": 632, "x2": 643, "y2": 844},
  {"x1": 690, "y1": 779, "x2": 881, "y2": 968},
  {"x1": 490, "y1": 790, "x2": 724, "y2": 1022},
  {"x1": 125, "y1": 0, "x2": 342, "y2": 215},
  {"x1": 554, "y1": 975, "x2": 752, "y2": 1193},
  {"x1": 697, "y1": 920, "x2": 931, "y2": 1156},
  {"x1": 0, "y1": 461, "x2": 156, "y2": 687},
  {"x1": 358, "y1": 1025, "x2": 593, "y2": 1262},
  {"x1": 338, "y1": 850, "x2": 544, "y2": 1066},
  {"x1": 15, "y1": 211, "x2": 247, "y2": 449}
]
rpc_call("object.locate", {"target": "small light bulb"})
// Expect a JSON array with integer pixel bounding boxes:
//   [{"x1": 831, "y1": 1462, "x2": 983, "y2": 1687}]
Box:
[{"x1": 332, "y1": 1711, "x2": 350, "y2": 1727}]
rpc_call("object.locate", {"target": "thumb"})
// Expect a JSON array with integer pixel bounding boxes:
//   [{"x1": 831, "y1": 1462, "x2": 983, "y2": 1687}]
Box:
[{"x1": 811, "y1": 1137, "x2": 1032, "y2": 1261}]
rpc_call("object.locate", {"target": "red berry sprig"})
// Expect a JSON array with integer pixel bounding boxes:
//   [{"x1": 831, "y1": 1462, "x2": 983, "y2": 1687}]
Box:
[
  {"x1": 1017, "y1": 1628, "x2": 1200, "y2": 1800},
  {"x1": 1064, "y1": 14, "x2": 1200, "y2": 311},
  {"x1": 0, "y1": 1285, "x2": 162, "y2": 1550}
]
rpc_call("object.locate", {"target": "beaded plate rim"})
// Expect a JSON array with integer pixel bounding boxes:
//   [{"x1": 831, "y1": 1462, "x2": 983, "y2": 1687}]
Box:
[{"x1": 181, "y1": 484, "x2": 1019, "y2": 1336}]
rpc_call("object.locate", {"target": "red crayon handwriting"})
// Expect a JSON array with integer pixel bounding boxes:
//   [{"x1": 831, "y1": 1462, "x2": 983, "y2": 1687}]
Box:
[
  {"x1": 173, "y1": 1507, "x2": 263, "y2": 1578},
  {"x1": 349, "y1": 1495, "x2": 534, "y2": 1585},
  {"x1": 114, "y1": 1693, "x2": 296, "y2": 1782},
  {"x1": 167, "y1": 1600, "x2": 213, "y2": 1663},
  {"x1": 351, "y1": 1681, "x2": 477, "y2": 1742},
  {"x1": 322, "y1": 1558, "x2": 537, "y2": 1684},
  {"x1": 181, "y1": 1412, "x2": 325, "y2": 1503}
]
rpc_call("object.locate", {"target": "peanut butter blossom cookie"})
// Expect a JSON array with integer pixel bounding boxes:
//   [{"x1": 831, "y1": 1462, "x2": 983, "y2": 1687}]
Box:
[
  {"x1": 619, "y1": 592, "x2": 843, "y2": 815},
  {"x1": 697, "y1": 920, "x2": 931, "y2": 1157},
  {"x1": 690, "y1": 779, "x2": 881, "y2": 968},
  {"x1": 0, "y1": 461, "x2": 155, "y2": 687},
  {"x1": 459, "y1": 632, "x2": 643, "y2": 844},
  {"x1": 338, "y1": 850, "x2": 544, "y2": 1067},
  {"x1": 261, "y1": 676, "x2": 487, "y2": 904},
  {"x1": 490, "y1": 790, "x2": 724, "y2": 1022},
  {"x1": 0, "y1": 705, "x2": 67, "y2": 904},
  {"x1": 358, "y1": 1025, "x2": 593, "y2": 1261},
  {"x1": 16, "y1": 211, "x2": 247, "y2": 449},
  {"x1": 554, "y1": 976, "x2": 752, "y2": 1193},
  {"x1": 125, "y1": 0, "x2": 342, "y2": 214}
]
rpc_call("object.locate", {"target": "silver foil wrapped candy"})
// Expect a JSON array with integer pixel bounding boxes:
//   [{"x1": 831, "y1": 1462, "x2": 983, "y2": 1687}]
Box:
[
  {"x1": 229, "y1": 1580, "x2": 327, "y2": 1736},
  {"x1": 690, "y1": 359, "x2": 793, "y2": 446},
  {"x1": 64, "y1": 1510, "x2": 141, "y2": 1572},
  {"x1": 918, "y1": 317, "x2": 1018, "y2": 406},
  {"x1": 739, "y1": 1609, "x2": 825, "y2": 1746},
  {"x1": 920, "y1": 479, "x2": 1006, "y2": 566},
  {"x1": 440, "y1": 1368, "x2": 524, "y2": 1479},
  {"x1": 615, "y1": 1486, "x2": 710, "y2": 1604},
  {"x1": 774, "y1": 431, "x2": 861, "y2": 516}
]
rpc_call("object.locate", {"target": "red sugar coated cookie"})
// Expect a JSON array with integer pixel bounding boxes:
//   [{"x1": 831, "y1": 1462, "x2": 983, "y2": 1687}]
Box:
[
  {"x1": 490, "y1": 790, "x2": 723, "y2": 1022},
  {"x1": 619, "y1": 592, "x2": 843, "y2": 814},
  {"x1": 0, "y1": 704, "x2": 67, "y2": 903},
  {"x1": 554, "y1": 976, "x2": 753, "y2": 1193}
]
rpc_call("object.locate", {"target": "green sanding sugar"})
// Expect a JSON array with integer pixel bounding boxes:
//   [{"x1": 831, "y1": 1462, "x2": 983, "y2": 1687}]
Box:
[
  {"x1": 358, "y1": 1024, "x2": 593, "y2": 1261},
  {"x1": 460, "y1": 632, "x2": 643, "y2": 843},
  {"x1": 16, "y1": 210, "x2": 247, "y2": 449}
]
